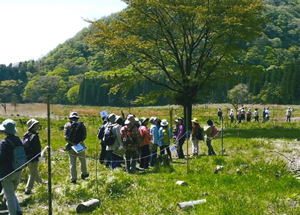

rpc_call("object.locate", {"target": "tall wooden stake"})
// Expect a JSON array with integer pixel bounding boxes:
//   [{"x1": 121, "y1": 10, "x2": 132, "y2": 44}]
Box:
[
  {"x1": 221, "y1": 117, "x2": 223, "y2": 156},
  {"x1": 47, "y1": 95, "x2": 52, "y2": 215}
]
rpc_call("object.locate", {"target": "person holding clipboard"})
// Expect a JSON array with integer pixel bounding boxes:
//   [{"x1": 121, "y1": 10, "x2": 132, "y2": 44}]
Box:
[{"x1": 64, "y1": 112, "x2": 89, "y2": 184}]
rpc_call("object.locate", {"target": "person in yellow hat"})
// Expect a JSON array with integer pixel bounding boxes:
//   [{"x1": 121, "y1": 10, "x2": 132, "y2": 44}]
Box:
[{"x1": 190, "y1": 118, "x2": 203, "y2": 156}]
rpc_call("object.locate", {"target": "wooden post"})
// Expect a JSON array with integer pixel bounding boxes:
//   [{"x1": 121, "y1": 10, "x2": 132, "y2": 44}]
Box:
[
  {"x1": 185, "y1": 106, "x2": 189, "y2": 173},
  {"x1": 47, "y1": 95, "x2": 52, "y2": 215},
  {"x1": 221, "y1": 117, "x2": 223, "y2": 156}
]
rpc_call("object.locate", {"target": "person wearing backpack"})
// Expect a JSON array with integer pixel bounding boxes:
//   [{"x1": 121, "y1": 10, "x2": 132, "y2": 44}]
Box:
[
  {"x1": 139, "y1": 117, "x2": 152, "y2": 169},
  {"x1": 64, "y1": 112, "x2": 89, "y2": 184},
  {"x1": 190, "y1": 118, "x2": 203, "y2": 156},
  {"x1": 204, "y1": 119, "x2": 217, "y2": 156},
  {"x1": 0, "y1": 119, "x2": 24, "y2": 215},
  {"x1": 176, "y1": 117, "x2": 186, "y2": 159},
  {"x1": 262, "y1": 107, "x2": 266, "y2": 123},
  {"x1": 23, "y1": 119, "x2": 47, "y2": 195},
  {"x1": 158, "y1": 119, "x2": 172, "y2": 161},
  {"x1": 121, "y1": 116, "x2": 142, "y2": 173},
  {"x1": 97, "y1": 115, "x2": 111, "y2": 168}
]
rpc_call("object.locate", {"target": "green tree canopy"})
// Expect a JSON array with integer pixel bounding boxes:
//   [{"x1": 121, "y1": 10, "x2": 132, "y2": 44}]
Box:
[{"x1": 88, "y1": 0, "x2": 265, "y2": 126}]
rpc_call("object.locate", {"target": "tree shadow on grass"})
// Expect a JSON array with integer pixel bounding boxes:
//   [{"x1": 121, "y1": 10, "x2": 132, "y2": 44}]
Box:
[{"x1": 224, "y1": 127, "x2": 299, "y2": 139}]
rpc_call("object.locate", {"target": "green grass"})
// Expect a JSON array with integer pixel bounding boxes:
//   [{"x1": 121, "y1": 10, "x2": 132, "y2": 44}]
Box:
[{"x1": 0, "y1": 103, "x2": 300, "y2": 214}]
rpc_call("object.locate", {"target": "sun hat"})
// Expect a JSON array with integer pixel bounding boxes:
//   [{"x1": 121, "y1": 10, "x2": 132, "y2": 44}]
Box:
[
  {"x1": 178, "y1": 117, "x2": 184, "y2": 121},
  {"x1": 140, "y1": 117, "x2": 149, "y2": 125},
  {"x1": 108, "y1": 113, "x2": 116, "y2": 123},
  {"x1": 207, "y1": 119, "x2": 213, "y2": 126},
  {"x1": 125, "y1": 116, "x2": 136, "y2": 125},
  {"x1": 191, "y1": 118, "x2": 199, "y2": 124},
  {"x1": 174, "y1": 119, "x2": 179, "y2": 123},
  {"x1": 149, "y1": 116, "x2": 158, "y2": 124},
  {"x1": 69, "y1": 112, "x2": 80, "y2": 119},
  {"x1": 0, "y1": 119, "x2": 17, "y2": 134},
  {"x1": 160, "y1": 119, "x2": 168, "y2": 127},
  {"x1": 27, "y1": 119, "x2": 39, "y2": 130}
]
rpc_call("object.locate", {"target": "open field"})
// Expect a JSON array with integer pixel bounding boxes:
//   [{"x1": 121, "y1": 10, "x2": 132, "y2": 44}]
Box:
[{"x1": 0, "y1": 103, "x2": 300, "y2": 214}]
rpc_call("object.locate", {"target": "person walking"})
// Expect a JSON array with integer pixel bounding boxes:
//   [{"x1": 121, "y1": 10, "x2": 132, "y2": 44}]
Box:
[
  {"x1": 64, "y1": 112, "x2": 89, "y2": 184},
  {"x1": 176, "y1": 117, "x2": 186, "y2": 159},
  {"x1": 204, "y1": 119, "x2": 217, "y2": 156},
  {"x1": 158, "y1": 119, "x2": 172, "y2": 161},
  {"x1": 190, "y1": 118, "x2": 203, "y2": 156},
  {"x1": 139, "y1": 117, "x2": 151, "y2": 169},
  {"x1": 286, "y1": 107, "x2": 292, "y2": 122},
  {"x1": 0, "y1": 119, "x2": 23, "y2": 215},
  {"x1": 23, "y1": 119, "x2": 47, "y2": 195}
]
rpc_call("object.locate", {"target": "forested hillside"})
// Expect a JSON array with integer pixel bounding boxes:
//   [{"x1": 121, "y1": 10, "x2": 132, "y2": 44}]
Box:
[{"x1": 0, "y1": 0, "x2": 300, "y2": 108}]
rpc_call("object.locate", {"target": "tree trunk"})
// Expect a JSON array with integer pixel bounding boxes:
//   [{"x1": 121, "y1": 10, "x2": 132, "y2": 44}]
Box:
[{"x1": 183, "y1": 101, "x2": 192, "y2": 131}]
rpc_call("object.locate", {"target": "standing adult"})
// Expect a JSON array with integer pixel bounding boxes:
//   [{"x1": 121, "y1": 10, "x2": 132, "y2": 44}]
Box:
[
  {"x1": 246, "y1": 108, "x2": 252, "y2": 122},
  {"x1": 0, "y1": 119, "x2": 23, "y2": 215},
  {"x1": 23, "y1": 119, "x2": 47, "y2": 195},
  {"x1": 64, "y1": 112, "x2": 89, "y2": 184},
  {"x1": 106, "y1": 115, "x2": 124, "y2": 170},
  {"x1": 139, "y1": 117, "x2": 151, "y2": 169},
  {"x1": 265, "y1": 107, "x2": 270, "y2": 122},
  {"x1": 262, "y1": 107, "x2": 266, "y2": 123},
  {"x1": 204, "y1": 119, "x2": 217, "y2": 156},
  {"x1": 286, "y1": 107, "x2": 292, "y2": 122},
  {"x1": 149, "y1": 117, "x2": 159, "y2": 166},
  {"x1": 176, "y1": 117, "x2": 186, "y2": 159},
  {"x1": 98, "y1": 116, "x2": 109, "y2": 167},
  {"x1": 229, "y1": 109, "x2": 234, "y2": 124},
  {"x1": 217, "y1": 108, "x2": 223, "y2": 121},
  {"x1": 121, "y1": 116, "x2": 142, "y2": 173},
  {"x1": 158, "y1": 119, "x2": 172, "y2": 161},
  {"x1": 190, "y1": 118, "x2": 202, "y2": 156},
  {"x1": 254, "y1": 108, "x2": 259, "y2": 122}
]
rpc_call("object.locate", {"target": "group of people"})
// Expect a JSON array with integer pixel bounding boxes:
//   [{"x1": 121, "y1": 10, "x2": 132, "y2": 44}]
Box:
[
  {"x1": 0, "y1": 118, "x2": 46, "y2": 215},
  {"x1": 0, "y1": 111, "x2": 221, "y2": 214},
  {"x1": 225, "y1": 106, "x2": 293, "y2": 123},
  {"x1": 95, "y1": 112, "x2": 220, "y2": 173}
]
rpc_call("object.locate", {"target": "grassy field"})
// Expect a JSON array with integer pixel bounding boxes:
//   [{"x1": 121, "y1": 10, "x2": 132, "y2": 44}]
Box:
[{"x1": 0, "y1": 103, "x2": 300, "y2": 214}]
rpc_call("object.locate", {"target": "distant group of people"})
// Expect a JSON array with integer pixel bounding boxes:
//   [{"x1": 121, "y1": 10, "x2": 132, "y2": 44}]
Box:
[{"x1": 220, "y1": 106, "x2": 293, "y2": 123}]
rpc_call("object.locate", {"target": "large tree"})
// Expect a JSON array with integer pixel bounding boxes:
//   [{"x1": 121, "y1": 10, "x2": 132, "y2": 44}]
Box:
[{"x1": 88, "y1": 0, "x2": 265, "y2": 127}]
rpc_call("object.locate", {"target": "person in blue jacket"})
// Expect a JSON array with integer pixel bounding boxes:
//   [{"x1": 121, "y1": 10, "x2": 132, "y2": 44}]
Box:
[{"x1": 158, "y1": 119, "x2": 172, "y2": 161}]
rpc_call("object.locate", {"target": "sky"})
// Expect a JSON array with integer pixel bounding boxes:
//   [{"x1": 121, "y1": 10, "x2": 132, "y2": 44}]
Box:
[{"x1": 0, "y1": 0, "x2": 127, "y2": 65}]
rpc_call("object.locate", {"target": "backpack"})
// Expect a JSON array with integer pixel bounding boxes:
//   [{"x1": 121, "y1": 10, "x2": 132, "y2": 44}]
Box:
[
  {"x1": 208, "y1": 126, "x2": 218, "y2": 138},
  {"x1": 6, "y1": 139, "x2": 27, "y2": 170},
  {"x1": 196, "y1": 129, "x2": 204, "y2": 141},
  {"x1": 246, "y1": 111, "x2": 250, "y2": 116},
  {"x1": 161, "y1": 127, "x2": 170, "y2": 144},
  {"x1": 103, "y1": 124, "x2": 116, "y2": 146},
  {"x1": 97, "y1": 125, "x2": 105, "y2": 140},
  {"x1": 22, "y1": 134, "x2": 33, "y2": 155},
  {"x1": 69, "y1": 121, "x2": 85, "y2": 144}
]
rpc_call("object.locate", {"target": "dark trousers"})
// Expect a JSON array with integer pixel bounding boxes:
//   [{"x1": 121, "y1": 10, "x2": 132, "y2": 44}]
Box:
[
  {"x1": 160, "y1": 145, "x2": 172, "y2": 160},
  {"x1": 206, "y1": 139, "x2": 216, "y2": 155},
  {"x1": 108, "y1": 150, "x2": 122, "y2": 170},
  {"x1": 254, "y1": 116, "x2": 259, "y2": 122},
  {"x1": 139, "y1": 145, "x2": 150, "y2": 169},
  {"x1": 177, "y1": 139, "x2": 185, "y2": 159},
  {"x1": 150, "y1": 145, "x2": 158, "y2": 166},
  {"x1": 99, "y1": 141, "x2": 110, "y2": 167}
]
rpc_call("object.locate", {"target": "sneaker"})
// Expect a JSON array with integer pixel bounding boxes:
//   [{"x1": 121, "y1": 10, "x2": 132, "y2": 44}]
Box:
[
  {"x1": 71, "y1": 180, "x2": 77, "y2": 184},
  {"x1": 25, "y1": 191, "x2": 32, "y2": 195},
  {"x1": 81, "y1": 173, "x2": 89, "y2": 180}
]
